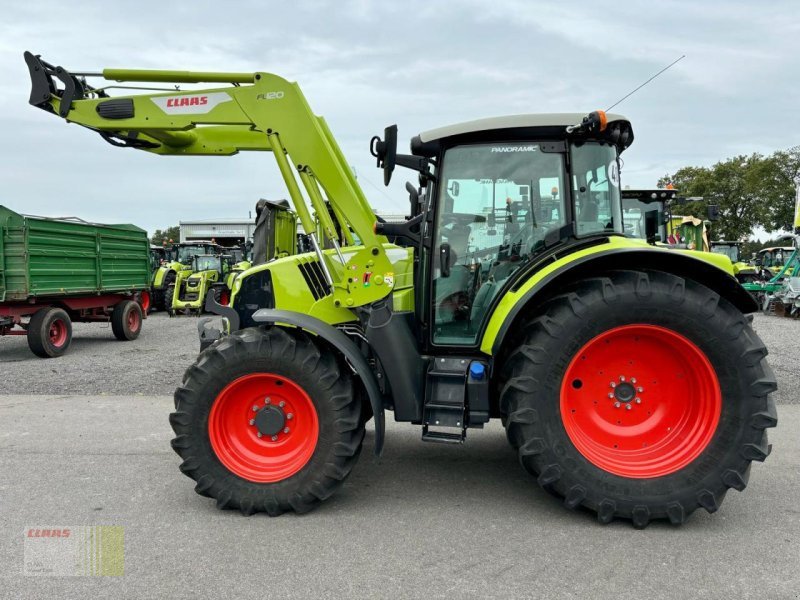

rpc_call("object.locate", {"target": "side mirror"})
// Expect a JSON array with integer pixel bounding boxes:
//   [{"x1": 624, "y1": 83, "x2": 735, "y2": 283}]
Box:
[
  {"x1": 449, "y1": 181, "x2": 460, "y2": 197},
  {"x1": 707, "y1": 205, "x2": 720, "y2": 221},
  {"x1": 370, "y1": 124, "x2": 397, "y2": 186}
]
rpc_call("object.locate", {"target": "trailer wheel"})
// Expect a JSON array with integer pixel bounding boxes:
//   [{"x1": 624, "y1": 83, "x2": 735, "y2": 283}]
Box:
[
  {"x1": 28, "y1": 307, "x2": 72, "y2": 358},
  {"x1": 111, "y1": 300, "x2": 143, "y2": 341},
  {"x1": 170, "y1": 326, "x2": 365, "y2": 515},
  {"x1": 139, "y1": 290, "x2": 152, "y2": 314},
  {"x1": 499, "y1": 269, "x2": 777, "y2": 528}
]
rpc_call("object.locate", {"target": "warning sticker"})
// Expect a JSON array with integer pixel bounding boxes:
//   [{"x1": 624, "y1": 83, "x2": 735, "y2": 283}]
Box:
[
  {"x1": 608, "y1": 160, "x2": 620, "y2": 188},
  {"x1": 384, "y1": 272, "x2": 394, "y2": 288}
]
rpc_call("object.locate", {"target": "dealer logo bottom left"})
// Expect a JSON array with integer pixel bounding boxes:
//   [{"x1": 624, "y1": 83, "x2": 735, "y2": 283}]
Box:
[{"x1": 24, "y1": 526, "x2": 124, "y2": 576}]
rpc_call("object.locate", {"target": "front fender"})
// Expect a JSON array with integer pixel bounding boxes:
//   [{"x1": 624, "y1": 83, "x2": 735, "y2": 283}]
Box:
[
  {"x1": 482, "y1": 238, "x2": 757, "y2": 355},
  {"x1": 251, "y1": 309, "x2": 385, "y2": 456}
]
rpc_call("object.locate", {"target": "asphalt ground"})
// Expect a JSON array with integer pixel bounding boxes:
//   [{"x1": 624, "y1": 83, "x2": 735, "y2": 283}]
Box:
[
  {"x1": 0, "y1": 312, "x2": 798, "y2": 598},
  {"x1": 1, "y1": 312, "x2": 799, "y2": 404},
  {"x1": 0, "y1": 396, "x2": 797, "y2": 599}
]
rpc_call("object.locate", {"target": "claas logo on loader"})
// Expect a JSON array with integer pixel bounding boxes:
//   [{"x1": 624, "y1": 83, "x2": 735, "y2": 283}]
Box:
[{"x1": 166, "y1": 96, "x2": 208, "y2": 108}]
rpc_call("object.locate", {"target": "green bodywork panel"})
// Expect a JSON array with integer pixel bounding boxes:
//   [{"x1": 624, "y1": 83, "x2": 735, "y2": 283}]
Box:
[
  {"x1": 479, "y1": 236, "x2": 734, "y2": 355},
  {"x1": 153, "y1": 260, "x2": 190, "y2": 288},
  {"x1": 0, "y1": 204, "x2": 148, "y2": 302},
  {"x1": 230, "y1": 244, "x2": 414, "y2": 324}
]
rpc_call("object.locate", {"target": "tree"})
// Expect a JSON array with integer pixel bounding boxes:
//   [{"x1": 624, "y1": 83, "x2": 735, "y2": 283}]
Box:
[
  {"x1": 658, "y1": 151, "x2": 797, "y2": 241},
  {"x1": 151, "y1": 226, "x2": 180, "y2": 246}
]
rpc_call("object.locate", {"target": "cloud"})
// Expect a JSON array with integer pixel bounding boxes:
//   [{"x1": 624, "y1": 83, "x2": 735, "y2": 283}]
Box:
[{"x1": 0, "y1": 0, "x2": 797, "y2": 235}]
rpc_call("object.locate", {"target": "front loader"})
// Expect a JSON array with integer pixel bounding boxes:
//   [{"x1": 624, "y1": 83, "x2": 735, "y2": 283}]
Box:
[
  {"x1": 25, "y1": 52, "x2": 777, "y2": 528},
  {"x1": 154, "y1": 240, "x2": 221, "y2": 311}
]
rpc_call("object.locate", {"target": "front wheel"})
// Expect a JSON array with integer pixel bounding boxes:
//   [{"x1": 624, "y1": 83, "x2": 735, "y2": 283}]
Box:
[
  {"x1": 170, "y1": 326, "x2": 365, "y2": 515},
  {"x1": 499, "y1": 269, "x2": 777, "y2": 527}
]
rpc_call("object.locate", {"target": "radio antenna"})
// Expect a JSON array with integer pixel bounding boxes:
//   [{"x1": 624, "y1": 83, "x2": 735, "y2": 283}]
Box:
[{"x1": 606, "y1": 55, "x2": 686, "y2": 112}]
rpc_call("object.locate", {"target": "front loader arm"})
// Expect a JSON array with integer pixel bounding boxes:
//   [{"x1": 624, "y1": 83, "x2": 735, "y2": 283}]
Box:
[{"x1": 25, "y1": 51, "x2": 393, "y2": 309}]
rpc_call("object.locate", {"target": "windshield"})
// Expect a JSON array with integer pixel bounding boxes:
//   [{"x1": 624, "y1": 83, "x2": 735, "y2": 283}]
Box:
[
  {"x1": 570, "y1": 142, "x2": 622, "y2": 236},
  {"x1": 622, "y1": 199, "x2": 665, "y2": 241},
  {"x1": 193, "y1": 255, "x2": 221, "y2": 272},
  {"x1": 432, "y1": 142, "x2": 566, "y2": 344},
  {"x1": 711, "y1": 244, "x2": 739, "y2": 263},
  {"x1": 177, "y1": 245, "x2": 209, "y2": 263}
]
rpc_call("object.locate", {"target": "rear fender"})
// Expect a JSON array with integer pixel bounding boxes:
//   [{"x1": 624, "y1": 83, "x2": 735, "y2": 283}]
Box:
[{"x1": 484, "y1": 244, "x2": 757, "y2": 356}]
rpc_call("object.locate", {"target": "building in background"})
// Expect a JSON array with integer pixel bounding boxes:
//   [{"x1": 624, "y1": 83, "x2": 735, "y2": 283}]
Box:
[
  {"x1": 179, "y1": 218, "x2": 255, "y2": 246},
  {"x1": 180, "y1": 210, "x2": 406, "y2": 246}
]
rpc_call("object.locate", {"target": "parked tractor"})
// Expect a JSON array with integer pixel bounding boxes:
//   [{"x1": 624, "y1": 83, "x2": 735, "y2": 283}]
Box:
[
  {"x1": 168, "y1": 253, "x2": 232, "y2": 316},
  {"x1": 710, "y1": 241, "x2": 759, "y2": 283},
  {"x1": 152, "y1": 241, "x2": 220, "y2": 311},
  {"x1": 0, "y1": 205, "x2": 149, "y2": 357},
  {"x1": 27, "y1": 52, "x2": 777, "y2": 527}
]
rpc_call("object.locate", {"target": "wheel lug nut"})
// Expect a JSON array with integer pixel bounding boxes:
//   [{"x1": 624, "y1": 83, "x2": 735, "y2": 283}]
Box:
[
  {"x1": 610, "y1": 382, "x2": 616, "y2": 388},
  {"x1": 635, "y1": 397, "x2": 641, "y2": 404},
  {"x1": 249, "y1": 419, "x2": 255, "y2": 425},
  {"x1": 631, "y1": 378, "x2": 637, "y2": 384},
  {"x1": 608, "y1": 393, "x2": 614, "y2": 398},
  {"x1": 619, "y1": 375, "x2": 626, "y2": 382},
  {"x1": 271, "y1": 435, "x2": 278, "y2": 441},
  {"x1": 286, "y1": 413, "x2": 294, "y2": 420},
  {"x1": 614, "y1": 402, "x2": 621, "y2": 408},
  {"x1": 252, "y1": 405, "x2": 259, "y2": 412},
  {"x1": 283, "y1": 427, "x2": 290, "y2": 434},
  {"x1": 257, "y1": 432, "x2": 262, "y2": 438},
  {"x1": 265, "y1": 397, "x2": 271, "y2": 405},
  {"x1": 625, "y1": 404, "x2": 632, "y2": 410},
  {"x1": 279, "y1": 401, "x2": 286, "y2": 408},
  {"x1": 637, "y1": 387, "x2": 644, "y2": 393}
]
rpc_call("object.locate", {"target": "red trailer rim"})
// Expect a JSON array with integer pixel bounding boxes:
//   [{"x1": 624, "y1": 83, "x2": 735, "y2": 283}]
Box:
[
  {"x1": 127, "y1": 308, "x2": 141, "y2": 333},
  {"x1": 560, "y1": 324, "x2": 721, "y2": 478},
  {"x1": 49, "y1": 319, "x2": 68, "y2": 347},
  {"x1": 208, "y1": 373, "x2": 319, "y2": 483}
]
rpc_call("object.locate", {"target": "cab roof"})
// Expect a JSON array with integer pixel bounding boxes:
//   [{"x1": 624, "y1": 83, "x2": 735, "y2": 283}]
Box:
[{"x1": 418, "y1": 112, "x2": 629, "y2": 143}]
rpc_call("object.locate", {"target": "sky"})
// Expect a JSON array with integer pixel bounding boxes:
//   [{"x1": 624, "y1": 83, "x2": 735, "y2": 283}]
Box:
[{"x1": 1, "y1": 1, "x2": 798, "y2": 235}]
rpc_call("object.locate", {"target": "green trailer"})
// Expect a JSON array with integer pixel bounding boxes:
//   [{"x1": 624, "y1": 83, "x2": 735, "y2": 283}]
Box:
[{"x1": 0, "y1": 205, "x2": 150, "y2": 357}]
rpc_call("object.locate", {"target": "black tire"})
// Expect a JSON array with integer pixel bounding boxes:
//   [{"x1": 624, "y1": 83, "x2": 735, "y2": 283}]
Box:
[
  {"x1": 156, "y1": 272, "x2": 176, "y2": 311},
  {"x1": 111, "y1": 300, "x2": 143, "y2": 341},
  {"x1": 170, "y1": 326, "x2": 365, "y2": 515},
  {"x1": 165, "y1": 283, "x2": 176, "y2": 317},
  {"x1": 27, "y1": 307, "x2": 72, "y2": 358},
  {"x1": 499, "y1": 269, "x2": 777, "y2": 528}
]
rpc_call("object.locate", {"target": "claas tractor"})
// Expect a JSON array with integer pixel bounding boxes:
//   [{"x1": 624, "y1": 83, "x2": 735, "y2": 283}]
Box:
[
  {"x1": 153, "y1": 240, "x2": 220, "y2": 311},
  {"x1": 168, "y1": 253, "x2": 233, "y2": 316},
  {"x1": 621, "y1": 189, "x2": 734, "y2": 273},
  {"x1": 26, "y1": 52, "x2": 777, "y2": 528},
  {"x1": 710, "y1": 241, "x2": 758, "y2": 283}
]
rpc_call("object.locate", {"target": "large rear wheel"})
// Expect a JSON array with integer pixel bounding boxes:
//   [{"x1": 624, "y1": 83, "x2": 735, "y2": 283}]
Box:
[
  {"x1": 499, "y1": 269, "x2": 777, "y2": 527},
  {"x1": 170, "y1": 326, "x2": 365, "y2": 515}
]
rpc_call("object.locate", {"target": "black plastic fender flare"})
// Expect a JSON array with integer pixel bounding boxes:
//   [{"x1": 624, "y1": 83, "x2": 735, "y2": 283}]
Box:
[{"x1": 251, "y1": 309, "x2": 385, "y2": 456}]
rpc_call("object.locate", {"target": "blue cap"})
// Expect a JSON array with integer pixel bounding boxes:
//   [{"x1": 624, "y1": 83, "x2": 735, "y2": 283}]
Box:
[{"x1": 469, "y1": 362, "x2": 486, "y2": 380}]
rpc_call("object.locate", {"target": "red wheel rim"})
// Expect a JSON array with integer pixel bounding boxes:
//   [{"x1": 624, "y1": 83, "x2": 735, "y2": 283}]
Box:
[
  {"x1": 140, "y1": 291, "x2": 151, "y2": 312},
  {"x1": 208, "y1": 373, "x2": 319, "y2": 483},
  {"x1": 127, "y1": 308, "x2": 141, "y2": 333},
  {"x1": 560, "y1": 324, "x2": 721, "y2": 478},
  {"x1": 49, "y1": 319, "x2": 68, "y2": 347}
]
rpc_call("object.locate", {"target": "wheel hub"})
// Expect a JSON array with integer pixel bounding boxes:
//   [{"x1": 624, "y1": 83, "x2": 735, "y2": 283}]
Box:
[
  {"x1": 613, "y1": 381, "x2": 636, "y2": 403},
  {"x1": 254, "y1": 404, "x2": 286, "y2": 437}
]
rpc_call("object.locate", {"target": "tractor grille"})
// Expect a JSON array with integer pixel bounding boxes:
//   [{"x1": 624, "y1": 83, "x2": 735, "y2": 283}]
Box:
[{"x1": 298, "y1": 260, "x2": 330, "y2": 301}]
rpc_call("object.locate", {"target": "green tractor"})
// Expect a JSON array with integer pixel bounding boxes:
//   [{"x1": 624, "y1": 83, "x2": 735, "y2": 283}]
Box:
[
  {"x1": 621, "y1": 189, "x2": 734, "y2": 273},
  {"x1": 168, "y1": 253, "x2": 232, "y2": 316},
  {"x1": 153, "y1": 241, "x2": 220, "y2": 311},
  {"x1": 27, "y1": 53, "x2": 777, "y2": 528},
  {"x1": 710, "y1": 241, "x2": 759, "y2": 283}
]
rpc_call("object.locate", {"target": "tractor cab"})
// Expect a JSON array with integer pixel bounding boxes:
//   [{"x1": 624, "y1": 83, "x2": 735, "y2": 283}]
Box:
[
  {"x1": 620, "y1": 189, "x2": 675, "y2": 242},
  {"x1": 385, "y1": 112, "x2": 634, "y2": 346},
  {"x1": 711, "y1": 240, "x2": 741, "y2": 264}
]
